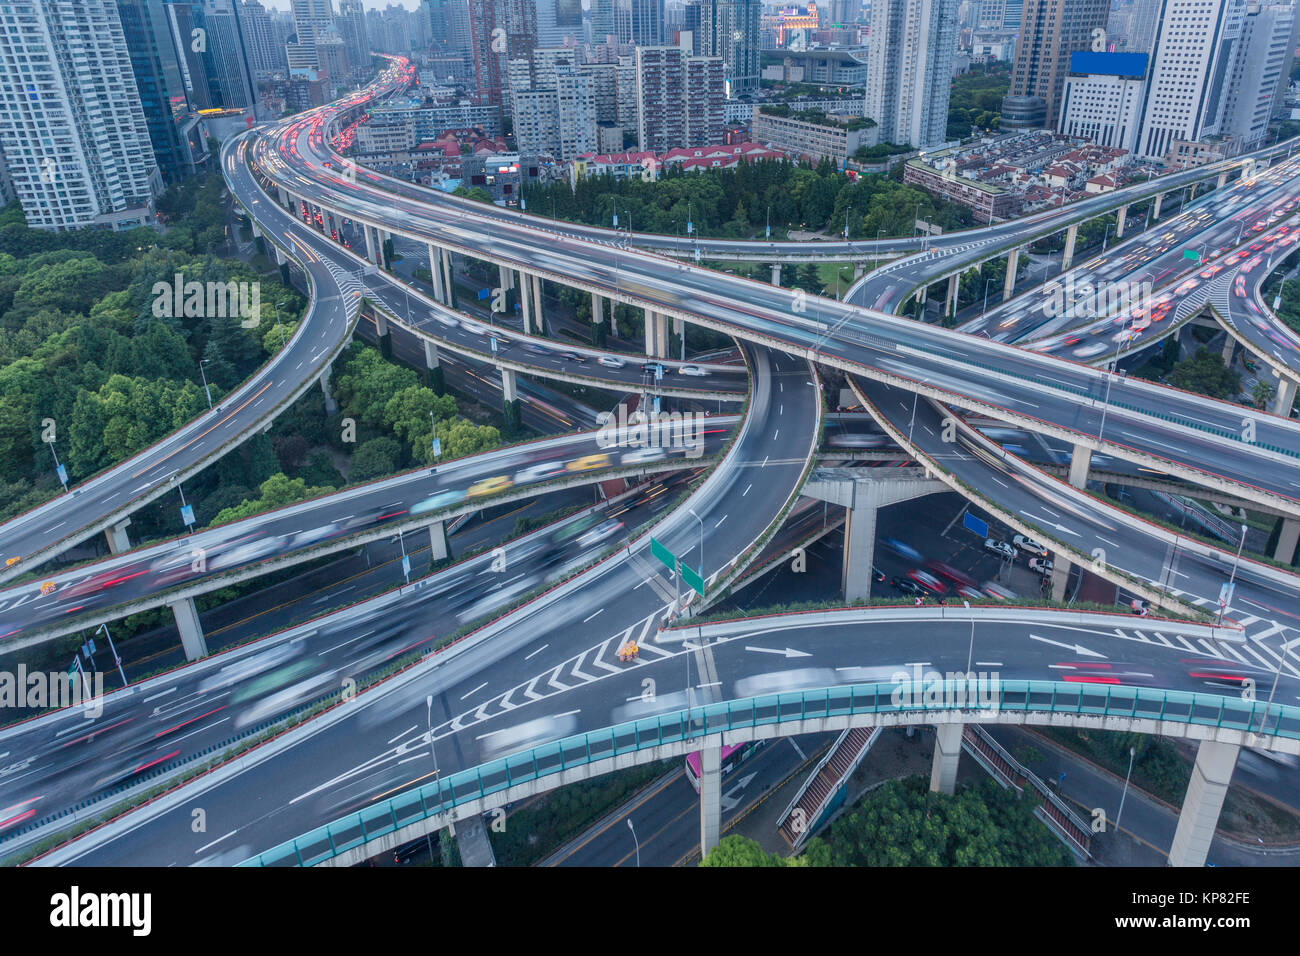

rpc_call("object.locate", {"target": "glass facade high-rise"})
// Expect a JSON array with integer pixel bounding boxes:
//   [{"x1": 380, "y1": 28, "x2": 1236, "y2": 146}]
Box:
[
  {"x1": 1005, "y1": 0, "x2": 1110, "y2": 125},
  {"x1": 865, "y1": 0, "x2": 960, "y2": 148},
  {"x1": 0, "y1": 0, "x2": 161, "y2": 230}
]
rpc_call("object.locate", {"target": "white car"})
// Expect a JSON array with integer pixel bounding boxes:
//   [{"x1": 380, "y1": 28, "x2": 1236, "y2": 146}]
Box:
[
  {"x1": 984, "y1": 538, "x2": 1015, "y2": 560},
  {"x1": 1028, "y1": 557, "x2": 1054, "y2": 576},
  {"x1": 678, "y1": 365, "x2": 709, "y2": 377},
  {"x1": 621, "y1": 446, "x2": 667, "y2": 465},
  {"x1": 1013, "y1": 534, "x2": 1049, "y2": 558},
  {"x1": 597, "y1": 355, "x2": 625, "y2": 368}
]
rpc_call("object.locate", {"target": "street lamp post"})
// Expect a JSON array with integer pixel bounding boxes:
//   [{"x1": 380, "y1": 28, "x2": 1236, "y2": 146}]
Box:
[
  {"x1": 627, "y1": 818, "x2": 640, "y2": 867},
  {"x1": 98, "y1": 623, "x2": 127, "y2": 688},
  {"x1": 198, "y1": 359, "x2": 213, "y2": 409},
  {"x1": 275, "y1": 299, "x2": 289, "y2": 349},
  {"x1": 688, "y1": 508, "x2": 704, "y2": 595},
  {"x1": 1097, "y1": 319, "x2": 1134, "y2": 445},
  {"x1": 1115, "y1": 745, "x2": 1136, "y2": 831},
  {"x1": 982, "y1": 277, "x2": 994, "y2": 316},
  {"x1": 964, "y1": 600, "x2": 974, "y2": 675},
  {"x1": 425, "y1": 695, "x2": 440, "y2": 862},
  {"x1": 1218, "y1": 523, "x2": 1248, "y2": 624}
]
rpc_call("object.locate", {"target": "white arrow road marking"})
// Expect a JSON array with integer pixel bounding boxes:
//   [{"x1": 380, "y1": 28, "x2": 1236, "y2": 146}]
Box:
[
  {"x1": 546, "y1": 664, "x2": 569, "y2": 693},
  {"x1": 593, "y1": 636, "x2": 623, "y2": 674},
  {"x1": 571, "y1": 650, "x2": 601, "y2": 683},
  {"x1": 523, "y1": 675, "x2": 545, "y2": 701},
  {"x1": 721, "y1": 771, "x2": 759, "y2": 811},
  {"x1": 744, "y1": 645, "x2": 812, "y2": 658},
  {"x1": 1029, "y1": 634, "x2": 1106, "y2": 658}
]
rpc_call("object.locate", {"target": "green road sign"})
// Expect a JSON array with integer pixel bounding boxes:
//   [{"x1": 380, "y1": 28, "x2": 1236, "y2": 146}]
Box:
[
  {"x1": 681, "y1": 563, "x2": 705, "y2": 597},
  {"x1": 1182, "y1": 249, "x2": 1200, "y2": 261},
  {"x1": 650, "y1": 536, "x2": 675, "y2": 573}
]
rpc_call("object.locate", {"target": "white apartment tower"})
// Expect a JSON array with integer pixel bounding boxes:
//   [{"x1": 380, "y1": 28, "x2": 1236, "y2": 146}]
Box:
[
  {"x1": 864, "y1": 0, "x2": 960, "y2": 149},
  {"x1": 288, "y1": 0, "x2": 337, "y2": 74},
  {"x1": 1221, "y1": 3, "x2": 1294, "y2": 149},
  {"x1": 0, "y1": 0, "x2": 161, "y2": 231},
  {"x1": 1135, "y1": 0, "x2": 1246, "y2": 160}
]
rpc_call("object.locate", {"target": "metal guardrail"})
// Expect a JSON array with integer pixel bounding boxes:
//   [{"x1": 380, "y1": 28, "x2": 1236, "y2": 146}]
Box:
[{"x1": 242, "y1": 679, "x2": 1300, "y2": 866}]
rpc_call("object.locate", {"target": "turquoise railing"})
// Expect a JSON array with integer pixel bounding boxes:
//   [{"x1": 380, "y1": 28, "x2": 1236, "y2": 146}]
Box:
[{"x1": 241, "y1": 679, "x2": 1300, "y2": 866}]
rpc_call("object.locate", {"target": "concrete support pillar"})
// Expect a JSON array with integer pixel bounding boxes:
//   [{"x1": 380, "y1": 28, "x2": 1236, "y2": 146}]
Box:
[
  {"x1": 945, "y1": 273, "x2": 959, "y2": 319},
  {"x1": 319, "y1": 364, "x2": 338, "y2": 415},
  {"x1": 698, "y1": 745, "x2": 722, "y2": 857},
  {"x1": 841, "y1": 495, "x2": 879, "y2": 604},
  {"x1": 854, "y1": 261, "x2": 865, "y2": 279},
  {"x1": 519, "y1": 270, "x2": 533, "y2": 334},
  {"x1": 645, "y1": 311, "x2": 668, "y2": 358},
  {"x1": 441, "y1": 249, "x2": 455, "y2": 306},
  {"x1": 918, "y1": 284, "x2": 928, "y2": 305},
  {"x1": 673, "y1": 315, "x2": 685, "y2": 357},
  {"x1": 531, "y1": 273, "x2": 544, "y2": 334},
  {"x1": 364, "y1": 225, "x2": 378, "y2": 265},
  {"x1": 1115, "y1": 204, "x2": 1128, "y2": 239},
  {"x1": 1272, "y1": 377, "x2": 1297, "y2": 417},
  {"x1": 498, "y1": 264, "x2": 510, "y2": 295},
  {"x1": 1067, "y1": 444, "x2": 1092, "y2": 489},
  {"x1": 428, "y1": 520, "x2": 450, "y2": 562},
  {"x1": 1168, "y1": 739, "x2": 1240, "y2": 867},
  {"x1": 591, "y1": 292, "x2": 604, "y2": 325},
  {"x1": 429, "y1": 245, "x2": 446, "y2": 304},
  {"x1": 1222, "y1": 335, "x2": 1236, "y2": 365},
  {"x1": 105, "y1": 518, "x2": 132, "y2": 555},
  {"x1": 1152, "y1": 192, "x2": 1164, "y2": 220},
  {"x1": 1218, "y1": 171, "x2": 1229, "y2": 189},
  {"x1": 1004, "y1": 247, "x2": 1020, "y2": 300},
  {"x1": 374, "y1": 310, "x2": 388, "y2": 338},
  {"x1": 1062, "y1": 223, "x2": 1078, "y2": 271},
  {"x1": 770, "y1": 263, "x2": 782, "y2": 286},
  {"x1": 929, "y1": 722, "x2": 963, "y2": 795},
  {"x1": 1275, "y1": 517, "x2": 1300, "y2": 564},
  {"x1": 501, "y1": 367, "x2": 517, "y2": 403},
  {"x1": 277, "y1": 186, "x2": 290, "y2": 209},
  {"x1": 1050, "y1": 559, "x2": 1071, "y2": 602},
  {"x1": 169, "y1": 596, "x2": 209, "y2": 661},
  {"x1": 424, "y1": 339, "x2": 440, "y2": 371}
]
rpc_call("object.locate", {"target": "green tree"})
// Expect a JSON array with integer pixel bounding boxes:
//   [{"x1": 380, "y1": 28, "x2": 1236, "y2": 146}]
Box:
[
  {"x1": 349, "y1": 436, "x2": 403, "y2": 482},
  {"x1": 1168, "y1": 347, "x2": 1241, "y2": 401},
  {"x1": 699, "y1": 835, "x2": 788, "y2": 867}
]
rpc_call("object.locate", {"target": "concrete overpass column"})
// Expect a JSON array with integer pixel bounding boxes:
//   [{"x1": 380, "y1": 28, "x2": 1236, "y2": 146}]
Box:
[
  {"x1": 1004, "y1": 248, "x2": 1020, "y2": 300},
  {"x1": 428, "y1": 520, "x2": 450, "y2": 562},
  {"x1": 841, "y1": 486, "x2": 883, "y2": 603},
  {"x1": 928, "y1": 722, "x2": 963, "y2": 795},
  {"x1": 1115, "y1": 204, "x2": 1128, "y2": 239},
  {"x1": 674, "y1": 315, "x2": 685, "y2": 356},
  {"x1": 1218, "y1": 171, "x2": 1229, "y2": 189},
  {"x1": 1222, "y1": 335, "x2": 1236, "y2": 365},
  {"x1": 591, "y1": 292, "x2": 604, "y2": 325},
  {"x1": 276, "y1": 186, "x2": 290, "y2": 209},
  {"x1": 364, "y1": 225, "x2": 378, "y2": 266},
  {"x1": 1067, "y1": 444, "x2": 1092, "y2": 489},
  {"x1": 377, "y1": 230, "x2": 391, "y2": 269},
  {"x1": 531, "y1": 274, "x2": 545, "y2": 335},
  {"x1": 945, "y1": 273, "x2": 959, "y2": 319},
  {"x1": 501, "y1": 367, "x2": 517, "y2": 403},
  {"x1": 501, "y1": 366, "x2": 521, "y2": 433},
  {"x1": 770, "y1": 263, "x2": 782, "y2": 286},
  {"x1": 169, "y1": 597, "x2": 209, "y2": 661},
  {"x1": 1062, "y1": 223, "x2": 1078, "y2": 270},
  {"x1": 429, "y1": 245, "x2": 446, "y2": 304},
  {"x1": 423, "y1": 338, "x2": 444, "y2": 392},
  {"x1": 1272, "y1": 377, "x2": 1297, "y2": 416},
  {"x1": 1050, "y1": 560, "x2": 1071, "y2": 601},
  {"x1": 1275, "y1": 518, "x2": 1300, "y2": 564},
  {"x1": 1168, "y1": 739, "x2": 1240, "y2": 867},
  {"x1": 105, "y1": 518, "x2": 132, "y2": 555},
  {"x1": 854, "y1": 262, "x2": 865, "y2": 279},
  {"x1": 519, "y1": 270, "x2": 534, "y2": 335},
  {"x1": 498, "y1": 264, "x2": 510, "y2": 295},
  {"x1": 645, "y1": 311, "x2": 659, "y2": 357},
  {"x1": 319, "y1": 363, "x2": 338, "y2": 415},
  {"x1": 374, "y1": 308, "x2": 392, "y2": 358},
  {"x1": 698, "y1": 745, "x2": 722, "y2": 857},
  {"x1": 441, "y1": 249, "x2": 455, "y2": 307},
  {"x1": 1152, "y1": 192, "x2": 1164, "y2": 220}
]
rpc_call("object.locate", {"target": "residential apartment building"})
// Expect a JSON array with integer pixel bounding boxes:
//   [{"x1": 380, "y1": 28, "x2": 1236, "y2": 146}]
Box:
[{"x1": 864, "y1": 0, "x2": 960, "y2": 148}]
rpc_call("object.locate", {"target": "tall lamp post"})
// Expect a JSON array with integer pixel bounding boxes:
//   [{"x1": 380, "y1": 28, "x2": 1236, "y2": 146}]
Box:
[
  {"x1": 425, "y1": 695, "x2": 440, "y2": 863},
  {"x1": 1115, "y1": 745, "x2": 1136, "y2": 831},
  {"x1": 198, "y1": 359, "x2": 213, "y2": 409},
  {"x1": 627, "y1": 818, "x2": 640, "y2": 867},
  {"x1": 1218, "y1": 523, "x2": 1248, "y2": 624}
]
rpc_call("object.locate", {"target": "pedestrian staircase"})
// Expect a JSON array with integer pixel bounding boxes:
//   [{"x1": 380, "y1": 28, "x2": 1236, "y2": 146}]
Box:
[
  {"x1": 777, "y1": 726, "x2": 881, "y2": 849},
  {"x1": 962, "y1": 725, "x2": 1092, "y2": 860}
]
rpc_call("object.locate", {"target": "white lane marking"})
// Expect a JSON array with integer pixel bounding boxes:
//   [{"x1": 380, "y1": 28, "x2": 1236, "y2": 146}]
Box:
[
  {"x1": 582, "y1": 608, "x2": 604, "y2": 623},
  {"x1": 195, "y1": 830, "x2": 239, "y2": 855},
  {"x1": 524, "y1": 643, "x2": 548, "y2": 660},
  {"x1": 387, "y1": 724, "x2": 417, "y2": 745},
  {"x1": 143, "y1": 687, "x2": 178, "y2": 703},
  {"x1": 459, "y1": 682, "x2": 488, "y2": 701}
]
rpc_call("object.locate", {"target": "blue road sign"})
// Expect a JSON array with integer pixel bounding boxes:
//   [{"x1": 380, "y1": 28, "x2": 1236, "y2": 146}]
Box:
[
  {"x1": 432, "y1": 437, "x2": 442, "y2": 458},
  {"x1": 476, "y1": 287, "x2": 490, "y2": 300},
  {"x1": 180, "y1": 504, "x2": 195, "y2": 526},
  {"x1": 962, "y1": 511, "x2": 989, "y2": 538},
  {"x1": 56, "y1": 463, "x2": 67, "y2": 486}
]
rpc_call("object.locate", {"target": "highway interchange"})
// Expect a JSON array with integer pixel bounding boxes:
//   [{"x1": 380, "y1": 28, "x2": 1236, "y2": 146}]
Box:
[{"x1": 6, "y1": 57, "x2": 1300, "y2": 865}]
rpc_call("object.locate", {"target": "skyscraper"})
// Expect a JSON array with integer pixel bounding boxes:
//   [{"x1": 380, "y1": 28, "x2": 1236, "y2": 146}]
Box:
[
  {"x1": 631, "y1": 0, "x2": 665, "y2": 44},
  {"x1": 288, "y1": 0, "x2": 337, "y2": 74},
  {"x1": 239, "y1": 0, "x2": 286, "y2": 77},
  {"x1": 469, "y1": 0, "x2": 538, "y2": 109},
  {"x1": 697, "y1": 0, "x2": 761, "y2": 95},
  {"x1": 1222, "y1": 2, "x2": 1293, "y2": 149},
  {"x1": 1135, "y1": 0, "x2": 1245, "y2": 160},
  {"x1": 864, "y1": 0, "x2": 960, "y2": 148},
  {"x1": 1005, "y1": 0, "x2": 1110, "y2": 126},
  {"x1": 337, "y1": 0, "x2": 369, "y2": 68},
  {"x1": 636, "y1": 45, "x2": 723, "y2": 151},
  {"x1": 0, "y1": 0, "x2": 161, "y2": 231},
  {"x1": 201, "y1": 0, "x2": 256, "y2": 108},
  {"x1": 118, "y1": 0, "x2": 204, "y2": 183},
  {"x1": 424, "y1": 0, "x2": 472, "y2": 52},
  {"x1": 166, "y1": 0, "x2": 216, "y2": 109}
]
